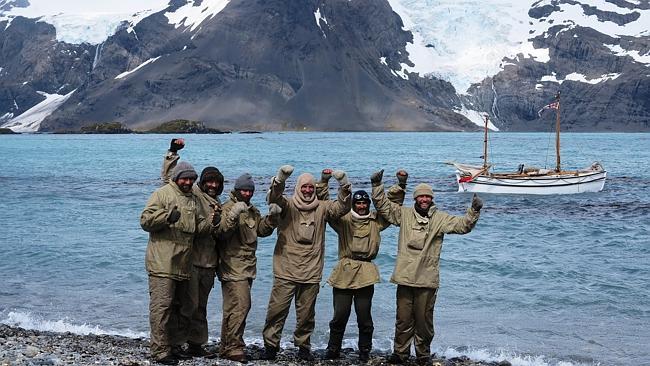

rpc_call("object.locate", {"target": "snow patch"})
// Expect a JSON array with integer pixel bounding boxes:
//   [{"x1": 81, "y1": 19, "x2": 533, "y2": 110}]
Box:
[
  {"x1": 1, "y1": 90, "x2": 75, "y2": 132},
  {"x1": 314, "y1": 7, "x2": 328, "y2": 37},
  {"x1": 604, "y1": 44, "x2": 650, "y2": 65},
  {"x1": 540, "y1": 72, "x2": 621, "y2": 84},
  {"x1": 380, "y1": 57, "x2": 388, "y2": 66},
  {"x1": 0, "y1": 0, "x2": 170, "y2": 44},
  {"x1": 386, "y1": 0, "x2": 650, "y2": 93},
  {"x1": 165, "y1": 0, "x2": 230, "y2": 32},
  {"x1": 115, "y1": 56, "x2": 161, "y2": 79},
  {"x1": 454, "y1": 106, "x2": 499, "y2": 131}
]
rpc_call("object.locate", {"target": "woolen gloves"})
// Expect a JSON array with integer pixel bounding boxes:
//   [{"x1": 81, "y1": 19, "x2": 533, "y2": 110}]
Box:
[
  {"x1": 268, "y1": 203, "x2": 282, "y2": 216},
  {"x1": 211, "y1": 207, "x2": 222, "y2": 226},
  {"x1": 333, "y1": 170, "x2": 348, "y2": 185},
  {"x1": 169, "y1": 138, "x2": 184, "y2": 153},
  {"x1": 229, "y1": 202, "x2": 249, "y2": 220},
  {"x1": 397, "y1": 170, "x2": 408, "y2": 187},
  {"x1": 370, "y1": 169, "x2": 384, "y2": 186},
  {"x1": 275, "y1": 165, "x2": 294, "y2": 184},
  {"x1": 167, "y1": 206, "x2": 181, "y2": 224},
  {"x1": 471, "y1": 193, "x2": 483, "y2": 212},
  {"x1": 320, "y1": 168, "x2": 332, "y2": 183}
]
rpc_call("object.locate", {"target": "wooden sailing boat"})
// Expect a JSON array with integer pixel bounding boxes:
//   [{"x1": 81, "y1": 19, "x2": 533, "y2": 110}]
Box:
[{"x1": 449, "y1": 92, "x2": 607, "y2": 194}]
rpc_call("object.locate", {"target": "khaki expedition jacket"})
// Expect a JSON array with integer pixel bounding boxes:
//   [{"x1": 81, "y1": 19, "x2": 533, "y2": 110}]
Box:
[
  {"x1": 372, "y1": 184, "x2": 480, "y2": 289},
  {"x1": 141, "y1": 182, "x2": 211, "y2": 280},
  {"x1": 215, "y1": 191, "x2": 276, "y2": 282},
  {"x1": 161, "y1": 151, "x2": 221, "y2": 268},
  {"x1": 268, "y1": 178, "x2": 351, "y2": 283}
]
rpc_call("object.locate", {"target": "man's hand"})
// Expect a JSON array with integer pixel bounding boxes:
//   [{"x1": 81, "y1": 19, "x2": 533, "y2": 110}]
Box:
[
  {"x1": 370, "y1": 169, "x2": 384, "y2": 186},
  {"x1": 268, "y1": 203, "x2": 282, "y2": 216},
  {"x1": 320, "y1": 169, "x2": 332, "y2": 183},
  {"x1": 333, "y1": 170, "x2": 349, "y2": 186},
  {"x1": 275, "y1": 165, "x2": 294, "y2": 184},
  {"x1": 229, "y1": 202, "x2": 249, "y2": 220},
  {"x1": 169, "y1": 138, "x2": 185, "y2": 153},
  {"x1": 471, "y1": 193, "x2": 483, "y2": 212},
  {"x1": 211, "y1": 207, "x2": 222, "y2": 226},
  {"x1": 167, "y1": 206, "x2": 181, "y2": 224},
  {"x1": 397, "y1": 170, "x2": 408, "y2": 187}
]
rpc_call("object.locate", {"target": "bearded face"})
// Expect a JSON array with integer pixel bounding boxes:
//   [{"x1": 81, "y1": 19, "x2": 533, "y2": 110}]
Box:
[
  {"x1": 353, "y1": 201, "x2": 370, "y2": 215},
  {"x1": 201, "y1": 179, "x2": 221, "y2": 198},
  {"x1": 176, "y1": 177, "x2": 195, "y2": 193},
  {"x1": 300, "y1": 183, "x2": 315, "y2": 200},
  {"x1": 415, "y1": 195, "x2": 433, "y2": 211}
]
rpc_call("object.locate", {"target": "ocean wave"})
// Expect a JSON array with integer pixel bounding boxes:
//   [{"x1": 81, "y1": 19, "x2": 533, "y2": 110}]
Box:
[{"x1": 0, "y1": 311, "x2": 147, "y2": 339}]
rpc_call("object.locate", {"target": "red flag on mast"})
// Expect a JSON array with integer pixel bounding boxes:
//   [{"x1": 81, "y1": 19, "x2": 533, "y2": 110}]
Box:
[{"x1": 537, "y1": 100, "x2": 560, "y2": 117}]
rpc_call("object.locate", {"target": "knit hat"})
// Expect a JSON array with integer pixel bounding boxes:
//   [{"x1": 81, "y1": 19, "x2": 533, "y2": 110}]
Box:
[
  {"x1": 234, "y1": 173, "x2": 255, "y2": 191},
  {"x1": 171, "y1": 161, "x2": 198, "y2": 181},
  {"x1": 412, "y1": 183, "x2": 434, "y2": 199},
  {"x1": 200, "y1": 167, "x2": 224, "y2": 194},
  {"x1": 352, "y1": 190, "x2": 370, "y2": 204}
]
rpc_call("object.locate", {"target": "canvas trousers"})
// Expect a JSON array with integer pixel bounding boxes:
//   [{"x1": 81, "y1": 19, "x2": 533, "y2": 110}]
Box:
[
  {"x1": 187, "y1": 266, "x2": 216, "y2": 346},
  {"x1": 392, "y1": 285, "x2": 438, "y2": 360},
  {"x1": 327, "y1": 285, "x2": 375, "y2": 354},
  {"x1": 148, "y1": 275, "x2": 192, "y2": 359},
  {"x1": 219, "y1": 279, "x2": 252, "y2": 357},
  {"x1": 262, "y1": 277, "x2": 320, "y2": 350}
]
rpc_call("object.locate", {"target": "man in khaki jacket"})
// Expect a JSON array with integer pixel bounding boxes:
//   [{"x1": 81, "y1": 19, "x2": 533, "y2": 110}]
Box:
[
  {"x1": 160, "y1": 138, "x2": 224, "y2": 357},
  {"x1": 141, "y1": 161, "x2": 214, "y2": 365},
  {"x1": 261, "y1": 165, "x2": 351, "y2": 361},
  {"x1": 371, "y1": 170, "x2": 482, "y2": 366},
  {"x1": 317, "y1": 169, "x2": 408, "y2": 362},
  {"x1": 215, "y1": 173, "x2": 281, "y2": 362}
]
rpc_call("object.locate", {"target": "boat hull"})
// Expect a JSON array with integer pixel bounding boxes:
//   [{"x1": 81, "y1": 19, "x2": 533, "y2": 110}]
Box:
[{"x1": 456, "y1": 170, "x2": 607, "y2": 195}]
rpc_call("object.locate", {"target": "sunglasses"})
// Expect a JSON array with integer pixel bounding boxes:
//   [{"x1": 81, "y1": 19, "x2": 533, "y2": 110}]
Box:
[{"x1": 353, "y1": 193, "x2": 370, "y2": 201}]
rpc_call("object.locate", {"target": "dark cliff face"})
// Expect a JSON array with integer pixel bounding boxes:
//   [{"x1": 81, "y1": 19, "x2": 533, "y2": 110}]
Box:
[
  {"x1": 463, "y1": 1, "x2": 650, "y2": 132},
  {"x1": 35, "y1": 0, "x2": 476, "y2": 132},
  {"x1": 2, "y1": 0, "x2": 649, "y2": 132},
  {"x1": 0, "y1": 16, "x2": 93, "y2": 122}
]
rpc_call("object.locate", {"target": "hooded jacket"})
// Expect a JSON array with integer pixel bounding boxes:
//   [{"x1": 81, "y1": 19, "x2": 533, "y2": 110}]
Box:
[
  {"x1": 161, "y1": 151, "x2": 222, "y2": 268},
  {"x1": 268, "y1": 174, "x2": 351, "y2": 283},
  {"x1": 372, "y1": 183, "x2": 480, "y2": 289},
  {"x1": 141, "y1": 182, "x2": 211, "y2": 280},
  {"x1": 215, "y1": 190, "x2": 276, "y2": 282}
]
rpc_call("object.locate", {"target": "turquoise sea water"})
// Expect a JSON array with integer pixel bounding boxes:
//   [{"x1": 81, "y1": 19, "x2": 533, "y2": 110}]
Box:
[{"x1": 0, "y1": 132, "x2": 648, "y2": 366}]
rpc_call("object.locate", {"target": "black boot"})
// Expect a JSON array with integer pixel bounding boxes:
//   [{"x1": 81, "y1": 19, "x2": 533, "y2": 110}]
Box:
[
  {"x1": 171, "y1": 346, "x2": 193, "y2": 360},
  {"x1": 359, "y1": 351, "x2": 370, "y2": 362},
  {"x1": 261, "y1": 346, "x2": 278, "y2": 360},
  {"x1": 298, "y1": 347, "x2": 315, "y2": 361},
  {"x1": 323, "y1": 348, "x2": 340, "y2": 360}
]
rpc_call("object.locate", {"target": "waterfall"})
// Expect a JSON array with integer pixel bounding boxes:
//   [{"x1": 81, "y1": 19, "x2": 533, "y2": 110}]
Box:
[{"x1": 92, "y1": 42, "x2": 104, "y2": 70}]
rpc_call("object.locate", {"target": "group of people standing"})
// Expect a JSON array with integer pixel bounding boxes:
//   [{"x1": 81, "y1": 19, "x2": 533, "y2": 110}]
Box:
[{"x1": 140, "y1": 138, "x2": 483, "y2": 365}]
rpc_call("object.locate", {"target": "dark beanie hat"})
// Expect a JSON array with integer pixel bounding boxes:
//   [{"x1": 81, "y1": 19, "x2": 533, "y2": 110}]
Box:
[
  {"x1": 171, "y1": 161, "x2": 198, "y2": 181},
  {"x1": 352, "y1": 190, "x2": 370, "y2": 205},
  {"x1": 200, "y1": 167, "x2": 224, "y2": 194},
  {"x1": 234, "y1": 173, "x2": 255, "y2": 191}
]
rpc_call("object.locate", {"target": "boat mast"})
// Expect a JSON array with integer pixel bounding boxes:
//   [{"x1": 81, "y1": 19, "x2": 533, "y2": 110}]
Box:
[
  {"x1": 555, "y1": 92, "x2": 561, "y2": 172},
  {"x1": 483, "y1": 114, "x2": 489, "y2": 169}
]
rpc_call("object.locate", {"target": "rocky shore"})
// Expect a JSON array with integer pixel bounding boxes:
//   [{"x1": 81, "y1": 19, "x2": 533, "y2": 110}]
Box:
[{"x1": 0, "y1": 325, "x2": 511, "y2": 366}]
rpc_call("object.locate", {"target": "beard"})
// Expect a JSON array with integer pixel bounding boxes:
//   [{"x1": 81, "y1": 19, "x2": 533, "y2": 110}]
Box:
[
  {"x1": 179, "y1": 183, "x2": 193, "y2": 193},
  {"x1": 353, "y1": 207, "x2": 369, "y2": 215},
  {"x1": 203, "y1": 187, "x2": 218, "y2": 198}
]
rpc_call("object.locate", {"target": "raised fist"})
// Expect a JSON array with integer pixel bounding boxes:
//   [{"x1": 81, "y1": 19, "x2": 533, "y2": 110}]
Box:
[
  {"x1": 370, "y1": 169, "x2": 384, "y2": 186},
  {"x1": 275, "y1": 165, "x2": 294, "y2": 184}
]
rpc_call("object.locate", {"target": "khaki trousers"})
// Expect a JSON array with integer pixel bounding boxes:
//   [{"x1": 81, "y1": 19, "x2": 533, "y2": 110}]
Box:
[
  {"x1": 262, "y1": 277, "x2": 320, "y2": 350},
  {"x1": 219, "y1": 280, "x2": 252, "y2": 357},
  {"x1": 393, "y1": 285, "x2": 438, "y2": 360},
  {"x1": 327, "y1": 285, "x2": 374, "y2": 353},
  {"x1": 187, "y1": 266, "x2": 216, "y2": 345},
  {"x1": 148, "y1": 275, "x2": 192, "y2": 359}
]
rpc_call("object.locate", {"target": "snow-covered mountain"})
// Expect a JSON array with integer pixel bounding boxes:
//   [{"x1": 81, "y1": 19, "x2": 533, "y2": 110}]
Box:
[{"x1": 1, "y1": 0, "x2": 648, "y2": 132}]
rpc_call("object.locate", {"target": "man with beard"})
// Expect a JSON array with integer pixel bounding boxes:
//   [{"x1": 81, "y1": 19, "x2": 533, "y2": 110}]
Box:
[
  {"x1": 319, "y1": 169, "x2": 409, "y2": 363},
  {"x1": 370, "y1": 170, "x2": 482, "y2": 366},
  {"x1": 215, "y1": 172, "x2": 281, "y2": 363},
  {"x1": 141, "y1": 161, "x2": 215, "y2": 365},
  {"x1": 160, "y1": 138, "x2": 225, "y2": 357},
  {"x1": 261, "y1": 165, "x2": 351, "y2": 361}
]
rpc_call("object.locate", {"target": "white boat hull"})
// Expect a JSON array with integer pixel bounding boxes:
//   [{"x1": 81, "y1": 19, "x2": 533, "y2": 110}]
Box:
[{"x1": 456, "y1": 170, "x2": 607, "y2": 195}]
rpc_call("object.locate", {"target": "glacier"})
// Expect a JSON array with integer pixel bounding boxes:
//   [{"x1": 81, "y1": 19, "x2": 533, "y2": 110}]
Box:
[{"x1": 1, "y1": 90, "x2": 75, "y2": 132}]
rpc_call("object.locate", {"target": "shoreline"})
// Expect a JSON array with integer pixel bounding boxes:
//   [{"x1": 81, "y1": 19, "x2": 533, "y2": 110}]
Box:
[{"x1": 0, "y1": 324, "x2": 511, "y2": 366}]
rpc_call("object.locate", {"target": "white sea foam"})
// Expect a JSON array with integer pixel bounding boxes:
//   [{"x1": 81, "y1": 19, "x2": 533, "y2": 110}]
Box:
[{"x1": 1, "y1": 311, "x2": 147, "y2": 339}]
